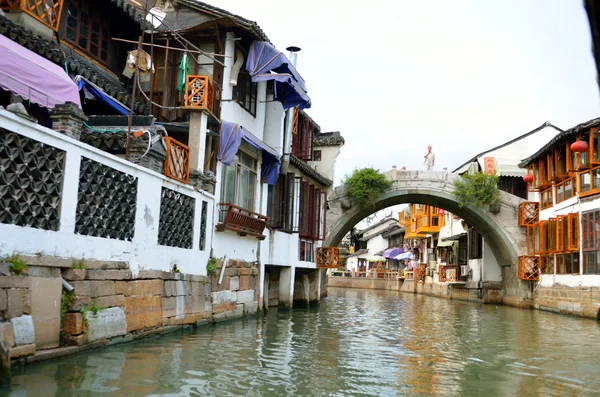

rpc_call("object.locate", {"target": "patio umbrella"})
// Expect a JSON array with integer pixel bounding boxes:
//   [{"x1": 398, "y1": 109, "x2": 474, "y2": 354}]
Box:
[
  {"x1": 394, "y1": 252, "x2": 414, "y2": 260},
  {"x1": 367, "y1": 255, "x2": 387, "y2": 262}
]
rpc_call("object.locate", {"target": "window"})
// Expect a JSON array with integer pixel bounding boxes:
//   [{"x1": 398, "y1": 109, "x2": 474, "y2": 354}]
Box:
[
  {"x1": 292, "y1": 112, "x2": 315, "y2": 161},
  {"x1": 540, "y1": 188, "x2": 552, "y2": 209},
  {"x1": 556, "y1": 178, "x2": 575, "y2": 203},
  {"x1": 313, "y1": 150, "x2": 322, "y2": 161},
  {"x1": 299, "y1": 239, "x2": 314, "y2": 262},
  {"x1": 547, "y1": 218, "x2": 556, "y2": 253},
  {"x1": 568, "y1": 213, "x2": 579, "y2": 251},
  {"x1": 591, "y1": 128, "x2": 600, "y2": 164},
  {"x1": 299, "y1": 181, "x2": 326, "y2": 240},
  {"x1": 582, "y1": 210, "x2": 600, "y2": 274},
  {"x1": 65, "y1": 1, "x2": 109, "y2": 63},
  {"x1": 267, "y1": 173, "x2": 300, "y2": 232},
  {"x1": 556, "y1": 253, "x2": 580, "y2": 274},
  {"x1": 468, "y1": 228, "x2": 482, "y2": 259},
  {"x1": 233, "y1": 72, "x2": 257, "y2": 116},
  {"x1": 556, "y1": 215, "x2": 567, "y2": 252},
  {"x1": 220, "y1": 150, "x2": 257, "y2": 221},
  {"x1": 555, "y1": 145, "x2": 567, "y2": 177}
]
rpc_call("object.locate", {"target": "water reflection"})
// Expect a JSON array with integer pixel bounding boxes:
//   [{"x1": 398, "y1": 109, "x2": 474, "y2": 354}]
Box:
[{"x1": 4, "y1": 288, "x2": 600, "y2": 396}]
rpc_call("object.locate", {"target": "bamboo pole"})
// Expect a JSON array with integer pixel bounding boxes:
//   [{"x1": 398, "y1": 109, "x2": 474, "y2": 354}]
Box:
[{"x1": 111, "y1": 37, "x2": 230, "y2": 58}]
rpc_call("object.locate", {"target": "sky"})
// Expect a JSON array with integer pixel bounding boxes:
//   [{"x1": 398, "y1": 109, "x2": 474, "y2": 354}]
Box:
[{"x1": 204, "y1": 0, "x2": 600, "y2": 188}]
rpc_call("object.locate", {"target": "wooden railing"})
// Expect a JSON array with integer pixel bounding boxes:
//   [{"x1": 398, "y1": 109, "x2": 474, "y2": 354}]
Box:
[
  {"x1": 518, "y1": 256, "x2": 542, "y2": 281},
  {"x1": 216, "y1": 203, "x2": 269, "y2": 239},
  {"x1": 518, "y1": 202, "x2": 539, "y2": 227},
  {"x1": 330, "y1": 270, "x2": 403, "y2": 279},
  {"x1": 163, "y1": 137, "x2": 190, "y2": 183},
  {"x1": 0, "y1": 0, "x2": 64, "y2": 30},
  {"x1": 184, "y1": 75, "x2": 214, "y2": 112},
  {"x1": 316, "y1": 247, "x2": 340, "y2": 269}
]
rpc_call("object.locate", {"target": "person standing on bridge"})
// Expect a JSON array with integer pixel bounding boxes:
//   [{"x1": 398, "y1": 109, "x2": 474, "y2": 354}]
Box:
[{"x1": 424, "y1": 146, "x2": 435, "y2": 170}]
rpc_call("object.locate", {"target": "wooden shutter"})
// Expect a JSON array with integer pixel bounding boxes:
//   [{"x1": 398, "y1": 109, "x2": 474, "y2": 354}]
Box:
[
  {"x1": 284, "y1": 173, "x2": 295, "y2": 231},
  {"x1": 299, "y1": 181, "x2": 309, "y2": 237}
]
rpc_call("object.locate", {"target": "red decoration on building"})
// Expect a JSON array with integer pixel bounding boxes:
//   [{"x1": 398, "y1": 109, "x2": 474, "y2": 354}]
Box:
[
  {"x1": 523, "y1": 174, "x2": 533, "y2": 183},
  {"x1": 570, "y1": 140, "x2": 589, "y2": 153}
]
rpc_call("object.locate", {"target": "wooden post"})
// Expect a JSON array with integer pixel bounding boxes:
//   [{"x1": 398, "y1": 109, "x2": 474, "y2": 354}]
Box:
[{"x1": 126, "y1": 33, "x2": 144, "y2": 160}]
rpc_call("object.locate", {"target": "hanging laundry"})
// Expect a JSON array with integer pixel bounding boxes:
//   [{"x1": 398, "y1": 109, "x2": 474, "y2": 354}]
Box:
[
  {"x1": 178, "y1": 52, "x2": 189, "y2": 93},
  {"x1": 123, "y1": 49, "x2": 154, "y2": 83}
]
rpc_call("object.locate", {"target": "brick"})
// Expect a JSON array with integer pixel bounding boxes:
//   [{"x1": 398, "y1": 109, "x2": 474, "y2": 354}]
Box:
[
  {"x1": 125, "y1": 295, "x2": 162, "y2": 332},
  {"x1": 0, "y1": 290, "x2": 6, "y2": 312},
  {"x1": 211, "y1": 276, "x2": 230, "y2": 292},
  {"x1": 236, "y1": 290, "x2": 255, "y2": 303},
  {"x1": 137, "y1": 270, "x2": 171, "y2": 279},
  {"x1": 230, "y1": 277, "x2": 240, "y2": 291},
  {"x1": 239, "y1": 276, "x2": 254, "y2": 291},
  {"x1": 164, "y1": 280, "x2": 189, "y2": 297},
  {"x1": 185, "y1": 295, "x2": 205, "y2": 315},
  {"x1": 238, "y1": 268, "x2": 254, "y2": 276},
  {"x1": 0, "y1": 277, "x2": 31, "y2": 289},
  {"x1": 86, "y1": 270, "x2": 132, "y2": 281},
  {"x1": 63, "y1": 333, "x2": 88, "y2": 347},
  {"x1": 212, "y1": 302, "x2": 236, "y2": 314},
  {"x1": 94, "y1": 295, "x2": 125, "y2": 308},
  {"x1": 71, "y1": 296, "x2": 92, "y2": 311},
  {"x1": 115, "y1": 280, "x2": 162, "y2": 296},
  {"x1": 211, "y1": 290, "x2": 234, "y2": 305},
  {"x1": 10, "y1": 343, "x2": 35, "y2": 358},
  {"x1": 71, "y1": 281, "x2": 115, "y2": 298},
  {"x1": 0, "y1": 322, "x2": 15, "y2": 347},
  {"x1": 63, "y1": 313, "x2": 84, "y2": 335},
  {"x1": 6, "y1": 289, "x2": 23, "y2": 319},
  {"x1": 62, "y1": 269, "x2": 87, "y2": 281},
  {"x1": 224, "y1": 268, "x2": 238, "y2": 277}
]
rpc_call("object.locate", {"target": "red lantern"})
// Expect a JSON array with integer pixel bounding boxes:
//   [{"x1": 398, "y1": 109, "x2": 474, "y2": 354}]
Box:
[
  {"x1": 523, "y1": 173, "x2": 533, "y2": 183},
  {"x1": 571, "y1": 140, "x2": 589, "y2": 153}
]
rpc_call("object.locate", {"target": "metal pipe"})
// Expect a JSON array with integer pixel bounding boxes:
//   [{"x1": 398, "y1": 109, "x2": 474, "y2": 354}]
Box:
[
  {"x1": 62, "y1": 278, "x2": 74, "y2": 292},
  {"x1": 218, "y1": 256, "x2": 228, "y2": 285}
]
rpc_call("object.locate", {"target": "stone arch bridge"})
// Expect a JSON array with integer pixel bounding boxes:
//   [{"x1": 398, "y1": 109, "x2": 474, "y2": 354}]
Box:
[{"x1": 324, "y1": 171, "x2": 528, "y2": 298}]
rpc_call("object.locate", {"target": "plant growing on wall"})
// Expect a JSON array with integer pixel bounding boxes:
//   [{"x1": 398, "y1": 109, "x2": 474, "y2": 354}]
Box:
[
  {"x1": 61, "y1": 290, "x2": 75, "y2": 316},
  {"x1": 206, "y1": 258, "x2": 217, "y2": 276},
  {"x1": 6, "y1": 256, "x2": 27, "y2": 276},
  {"x1": 71, "y1": 259, "x2": 86, "y2": 269},
  {"x1": 343, "y1": 167, "x2": 392, "y2": 207},
  {"x1": 453, "y1": 172, "x2": 501, "y2": 209}
]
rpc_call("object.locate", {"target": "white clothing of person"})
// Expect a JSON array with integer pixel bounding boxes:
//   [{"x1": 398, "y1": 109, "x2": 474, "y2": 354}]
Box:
[{"x1": 424, "y1": 151, "x2": 435, "y2": 170}]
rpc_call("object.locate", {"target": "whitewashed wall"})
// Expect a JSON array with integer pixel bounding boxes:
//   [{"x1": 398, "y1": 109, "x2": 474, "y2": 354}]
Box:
[{"x1": 0, "y1": 109, "x2": 214, "y2": 276}]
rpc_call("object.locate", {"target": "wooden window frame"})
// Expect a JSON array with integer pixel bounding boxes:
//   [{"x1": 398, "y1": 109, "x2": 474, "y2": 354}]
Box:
[
  {"x1": 232, "y1": 71, "x2": 258, "y2": 116},
  {"x1": 540, "y1": 187, "x2": 552, "y2": 210},
  {"x1": 590, "y1": 128, "x2": 600, "y2": 165},
  {"x1": 556, "y1": 252, "x2": 580, "y2": 275},
  {"x1": 556, "y1": 215, "x2": 567, "y2": 252},
  {"x1": 556, "y1": 177, "x2": 575, "y2": 203},
  {"x1": 526, "y1": 225, "x2": 535, "y2": 255},
  {"x1": 568, "y1": 212, "x2": 579, "y2": 251},
  {"x1": 533, "y1": 221, "x2": 549, "y2": 255},
  {"x1": 554, "y1": 145, "x2": 568, "y2": 179},
  {"x1": 547, "y1": 218, "x2": 557, "y2": 253},
  {"x1": 65, "y1": 0, "x2": 110, "y2": 65},
  {"x1": 578, "y1": 164, "x2": 600, "y2": 198}
]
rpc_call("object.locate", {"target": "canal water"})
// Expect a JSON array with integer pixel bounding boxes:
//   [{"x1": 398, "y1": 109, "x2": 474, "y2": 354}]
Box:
[{"x1": 4, "y1": 287, "x2": 600, "y2": 397}]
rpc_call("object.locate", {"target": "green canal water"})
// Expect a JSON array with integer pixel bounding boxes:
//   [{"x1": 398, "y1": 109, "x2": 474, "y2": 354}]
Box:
[{"x1": 3, "y1": 287, "x2": 600, "y2": 396}]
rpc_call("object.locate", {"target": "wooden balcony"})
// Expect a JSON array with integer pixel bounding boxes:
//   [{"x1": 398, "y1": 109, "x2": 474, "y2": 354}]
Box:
[
  {"x1": 518, "y1": 256, "x2": 542, "y2": 281},
  {"x1": 0, "y1": 0, "x2": 63, "y2": 30},
  {"x1": 518, "y1": 202, "x2": 539, "y2": 227},
  {"x1": 163, "y1": 137, "x2": 190, "y2": 183},
  {"x1": 316, "y1": 247, "x2": 340, "y2": 269},
  {"x1": 216, "y1": 203, "x2": 269, "y2": 239},
  {"x1": 184, "y1": 75, "x2": 214, "y2": 113},
  {"x1": 415, "y1": 214, "x2": 444, "y2": 235}
]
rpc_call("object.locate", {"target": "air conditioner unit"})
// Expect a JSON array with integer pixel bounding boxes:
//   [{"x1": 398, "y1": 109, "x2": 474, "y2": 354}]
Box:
[{"x1": 460, "y1": 265, "x2": 469, "y2": 276}]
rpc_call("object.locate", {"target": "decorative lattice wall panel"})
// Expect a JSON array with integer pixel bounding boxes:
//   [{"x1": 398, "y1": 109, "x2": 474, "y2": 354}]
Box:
[
  {"x1": 158, "y1": 187, "x2": 195, "y2": 249},
  {"x1": 0, "y1": 128, "x2": 65, "y2": 231},
  {"x1": 75, "y1": 157, "x2": 138, "y2": 240}
]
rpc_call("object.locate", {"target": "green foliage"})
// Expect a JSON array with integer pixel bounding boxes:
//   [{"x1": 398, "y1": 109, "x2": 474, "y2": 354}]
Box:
[
  {"x1": 453, "y1": 172, "x2": 501, "y2": 209},
  {"x1": 206, "y1": 258, "x2": 217, "y2": 276},
  {"x1": 343, "y1": 167, "x2": 392, "y2": 207},
  {"x1": 61, "y1": 290, "x2": 75, "y2": 316},
  {"x1": 71, "y1": 259, "x2": 86, "y2": 269},
  {"x1": 80, "y1": 300, "x2": 104, "y2": 333},
  {"x1": 6, "y1": 256, "x2": 27, "y2": 276},
  {"x1": 80, "y1": 307, "x2": 89, "y2": 332},
  {"x1": 171, "y1": 263, "x2": 181, "y2": 273}
]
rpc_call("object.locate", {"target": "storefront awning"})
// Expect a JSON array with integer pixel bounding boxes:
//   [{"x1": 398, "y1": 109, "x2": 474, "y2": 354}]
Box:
[
  {"x1": 0, "y1": 33, "x2": 81, "y2": 109},
  {"x1": 218, "y1": 120, "x2": 280, "y2": 185},
  {"x1": 246, "y1": 41, "x2": 311, "y2": 109},
  {"x1": 75, "y1": 76, "x2": 129, "y2": 115},
  {"x1": 437, "y1": 241, "x2": 455, "y2": 247}
]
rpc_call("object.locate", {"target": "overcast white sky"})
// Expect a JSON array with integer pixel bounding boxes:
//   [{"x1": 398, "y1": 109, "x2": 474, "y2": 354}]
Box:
[{"x1": 205, "y1": 0, "x2": 600, "y2": 187}]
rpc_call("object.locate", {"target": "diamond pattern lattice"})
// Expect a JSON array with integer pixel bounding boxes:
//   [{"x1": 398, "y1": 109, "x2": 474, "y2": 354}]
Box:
[
  {"x1": 75, "y1": 157, "x2": 137, "y2": 240},
  {"x1": 0, "y1": 128, "x2": 65, "y2": 231},
  {"x1": 158, "y1": 187, "x2": 195, "y2": 249},
  {"x1": 199, "y1": 200, "x2": 207, "y2": 251}
]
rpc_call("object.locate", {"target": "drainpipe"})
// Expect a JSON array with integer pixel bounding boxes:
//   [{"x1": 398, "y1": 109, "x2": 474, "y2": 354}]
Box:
[{"x1": 280, "y1": 46, "x2": 301, "y2": 175}]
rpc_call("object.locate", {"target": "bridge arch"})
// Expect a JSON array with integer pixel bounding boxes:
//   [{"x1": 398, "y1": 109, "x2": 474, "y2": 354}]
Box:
[{"x1": 325, "y1": 171, "x2": 527, "y2": 295}]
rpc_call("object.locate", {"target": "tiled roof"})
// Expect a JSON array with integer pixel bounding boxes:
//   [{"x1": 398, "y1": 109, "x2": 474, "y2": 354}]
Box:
[
  {"x1": 110, "y1": 0, "x2": 145, "y2": 27},
  {"x1": 290, "y1": 155, "x2": 333, "y2": 187},
  {"x1": 314, "y1": 131, "x2": 345, "y2": 147},
  {"x1": 177, "y1": 0, "x2": 270, "y2": 42},
  {"x1": 0, "y1": 15, "x2": 149, "y2": 115},
  {"x1": 519, "y1": 117, "x2": 600, "y2": 168}
]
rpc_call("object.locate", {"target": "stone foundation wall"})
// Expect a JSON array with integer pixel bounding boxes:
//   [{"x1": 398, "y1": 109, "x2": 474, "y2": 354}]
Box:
[
  {"x1": 415, "y1": 282, "x2": 502, "y2": 304},
  {"x1": 532, "y1": 286, "x2": 600, "y2": 319},
  {"x1": 327, "y1": 277, "x2": 403, "y2": 291},
  {"x1": 0, "y1": 255, "x2": 261, "y2": 366}
]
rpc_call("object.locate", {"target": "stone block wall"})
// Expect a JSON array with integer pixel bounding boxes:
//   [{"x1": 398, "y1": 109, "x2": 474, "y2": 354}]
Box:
[
  {"x1": 532, "y1": 286, "x2": 600, "y2": 319},
  {"x1": 0, "y1": 255, "x2": 261, "y2": 366}
]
